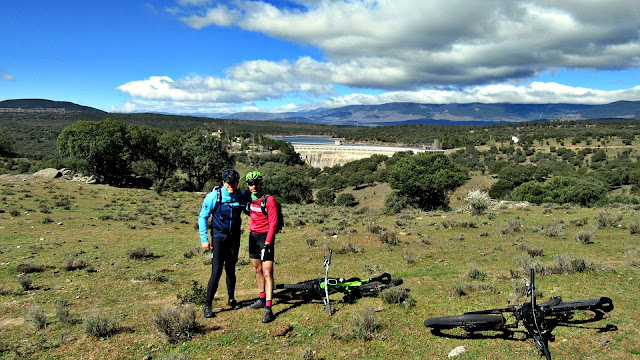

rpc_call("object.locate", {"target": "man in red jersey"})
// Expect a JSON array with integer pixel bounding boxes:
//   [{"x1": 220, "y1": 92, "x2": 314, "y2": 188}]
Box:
[{"x1": 244, "y1": 171, "x2": 279, "y2": 323}]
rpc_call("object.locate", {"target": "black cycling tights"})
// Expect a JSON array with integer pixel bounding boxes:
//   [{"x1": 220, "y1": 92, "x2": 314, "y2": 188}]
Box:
[{"x1": 206, "y1": 235, "x2": 240, "y2": 305}]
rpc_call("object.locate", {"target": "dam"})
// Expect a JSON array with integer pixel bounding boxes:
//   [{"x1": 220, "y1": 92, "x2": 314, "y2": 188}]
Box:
[{"x1": 278, "y1": 136, "x2": 445, "y2": 168}]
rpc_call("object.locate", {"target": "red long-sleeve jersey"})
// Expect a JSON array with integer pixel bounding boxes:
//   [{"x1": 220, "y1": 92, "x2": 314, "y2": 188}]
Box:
[{"x1": 248, "y1": 194, "x2": 278, "y2": 244}]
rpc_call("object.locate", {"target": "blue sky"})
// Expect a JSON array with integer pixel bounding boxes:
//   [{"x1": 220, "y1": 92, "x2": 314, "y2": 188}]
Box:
[{"x1": 2, "y1": 0, "x2": 640, "y2": 115}]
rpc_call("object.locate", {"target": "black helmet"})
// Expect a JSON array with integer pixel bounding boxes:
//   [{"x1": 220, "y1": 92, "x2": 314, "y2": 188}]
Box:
[{"x1": 222, "y1": 169, "x2": 240, "y2": 184}]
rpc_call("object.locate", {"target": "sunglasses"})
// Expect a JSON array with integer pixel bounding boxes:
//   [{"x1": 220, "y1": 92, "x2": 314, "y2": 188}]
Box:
[{"x1": 247, "y1": 181, "x2": 261, "y2": 186}]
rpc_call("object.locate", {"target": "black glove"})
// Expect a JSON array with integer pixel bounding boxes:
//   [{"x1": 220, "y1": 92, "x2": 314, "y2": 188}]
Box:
[{"x1": 260, "y1": 243, "x2": 273, "y2": 261}]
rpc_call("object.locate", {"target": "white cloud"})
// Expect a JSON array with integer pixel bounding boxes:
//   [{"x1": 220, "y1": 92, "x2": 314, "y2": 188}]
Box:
[
  {"x1": 0, "y1": 69, "x2": 15, "y2": 81},
  {"x1": 116, "y1": 0, "x2": 640, "y2": 114},
  {"x1": 180, "y1": 5, "x2": 239, "y2": 28},
  {"x1": 175, "y1": 0, "x2": 640, "y2": 88}
]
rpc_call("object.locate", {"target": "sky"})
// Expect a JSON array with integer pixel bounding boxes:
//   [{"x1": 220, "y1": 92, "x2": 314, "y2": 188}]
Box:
[{"x1": 2, "y1": 0, "x2": 640, "y2": 115}]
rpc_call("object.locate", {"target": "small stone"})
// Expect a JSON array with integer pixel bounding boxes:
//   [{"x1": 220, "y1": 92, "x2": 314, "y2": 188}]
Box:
[{"x1": 448, "y1": 346, "x2": 467, "y2": 358}]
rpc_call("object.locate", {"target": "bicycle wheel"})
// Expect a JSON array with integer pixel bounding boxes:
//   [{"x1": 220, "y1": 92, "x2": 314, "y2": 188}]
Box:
[
  {"x1": 278, "y1": 281, "x2": 316, "y2": 291},
  {"x1": 424, "y1": 313, "x2": 506, "y2": 331},
  {"x1": 358, "y1": 281, "x2": 385, "y2": 292},
  {"x1": 550, "y1": 297, "x2": 613, "y2": 313}
]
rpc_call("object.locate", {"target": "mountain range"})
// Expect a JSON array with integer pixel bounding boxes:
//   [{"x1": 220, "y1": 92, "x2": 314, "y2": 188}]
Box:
[{"x1": 2, "y1": 98, "x2": 639, "y2": 126}]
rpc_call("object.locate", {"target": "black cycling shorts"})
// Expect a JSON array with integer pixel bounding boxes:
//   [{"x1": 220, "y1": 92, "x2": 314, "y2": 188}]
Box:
[{"x1": 248, "y1": 232, "x2": 274, "y2": 261}]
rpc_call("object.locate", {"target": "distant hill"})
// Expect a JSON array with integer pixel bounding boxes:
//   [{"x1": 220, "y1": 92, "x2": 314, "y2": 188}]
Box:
[
  {"x1": 1, "y1": 98, "x2": 639, "y2": 125},
  {"x1": 222, "y1": 100, "x2": 640, "y2": 125},
  {"x1": 0, "y1": 99, "x2": 105, "y2": 113}
]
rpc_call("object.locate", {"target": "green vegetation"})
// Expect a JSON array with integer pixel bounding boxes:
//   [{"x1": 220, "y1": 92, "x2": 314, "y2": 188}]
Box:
[{"x1": 0, "y1": 179, "x2": 637, "y2": 359}]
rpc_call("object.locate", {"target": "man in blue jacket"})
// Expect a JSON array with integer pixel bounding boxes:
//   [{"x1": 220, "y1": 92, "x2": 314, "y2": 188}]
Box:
[{"x1": 198, "y1": 169, "x2": 247, "y2": 318}]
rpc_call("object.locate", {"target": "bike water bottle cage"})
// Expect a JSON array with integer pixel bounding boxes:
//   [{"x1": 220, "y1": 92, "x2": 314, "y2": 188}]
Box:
[{"x1": 327, "y1": 279, "x2": 339, "y2": 286}]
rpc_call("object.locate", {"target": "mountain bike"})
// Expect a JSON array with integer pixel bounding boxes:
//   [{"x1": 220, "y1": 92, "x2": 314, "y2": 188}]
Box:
[
  {"x1": 424, "y1": 269, "x2": 613, "y2": 359},
  {"x1": 275, "y1": 249, "x2": 404, "y2": 316}
]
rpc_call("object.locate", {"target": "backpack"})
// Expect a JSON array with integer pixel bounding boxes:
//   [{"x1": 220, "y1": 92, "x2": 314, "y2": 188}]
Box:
[{"x1": 260, "y1": 194, "x2": 284, "y2": 234}]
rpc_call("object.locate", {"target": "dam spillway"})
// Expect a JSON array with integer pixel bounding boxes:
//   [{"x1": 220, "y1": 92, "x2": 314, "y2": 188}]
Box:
[{"x1": 292, "y1": 143, "x2": 445, "y2": 168}]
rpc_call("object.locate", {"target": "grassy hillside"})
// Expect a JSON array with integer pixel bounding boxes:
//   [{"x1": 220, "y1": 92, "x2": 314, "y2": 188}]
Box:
[{"x1": 1, "y1": 178, "x2": 638, "y2": 359}]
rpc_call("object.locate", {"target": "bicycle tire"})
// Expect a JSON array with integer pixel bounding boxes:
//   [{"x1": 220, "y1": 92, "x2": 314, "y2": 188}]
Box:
[
  {"x1": 424, "y1": 313, "x2": 506, "y2": 331},
  {"x1": 276, "y1": 280, "x2": 317, "y2": 291},
  {"x1": 550, "y1": 297, "x2": 613, "y2": 313},
  {"x1": 358, "y1": 281, "x2": 385, "y2": 292}
]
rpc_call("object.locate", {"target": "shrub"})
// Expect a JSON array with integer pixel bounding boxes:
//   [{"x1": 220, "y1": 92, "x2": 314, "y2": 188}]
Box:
[
  {"x1": 83, "y1": 311, "x2": 118, "y2": 338},
  {"x1": 542, "y1": 223, "x2": 564, "y2": 238},
  {"x1": 630, "y1": 222, "x2": 640, "y2": 235},
  {"x1": 525, "y1": 245, "x2": 544, "y2": 257},
  {"x1": 25, "y1": 305, "x2": 47, "y2": 330},
  {"x1": 548, "y1": 254, "x2": 594, "y2": 275},
  {"x1": 379, "y1": 231, "x2": 398, "y2": 245},
  {"x1": 61, "y1": 257, "x2": 89, "y2": 271},
  {"x1": 17, "y1": 274, "x2": 32, "y2": 291},
  {"x1": 575, "y1": 231, "x2": 593, "y2": 244},
  {"x1": 380, "y1": 287, "x2": 413, "y2": 306},
  {"x1": 502, "y1": 220, "x2": 522, "y2": 234},
  {"x1": 334, "y1": 242, "x2": 358, "y2": 254},
  {"x1": 305, "y1": 237, "x2": 317, "y2": 247},
  {"x1": 466, "y1": 190, "x2": 491, "y2": 215},
  {"x1": 570, "y1": 217, "x2": 589, "y2": 227},
  {"x1": 367, "y1": 223, "x2": 384, "y2": 234},
  {"x1": 135, "y1": 272, "x2": 169, "y2": 282},
  {"x1": 466, "y1": 264, "x2": 486, "y2": 281},
  {"x1": 402, "y1": 249, "x2": 417, "y2": 264},
  {"x1": 128, "y1": 247, "x2": 156, "y2": 260},
  {"x1": 335, "y1": 193, "x2": 358, "y2": 207},
  {"x1": 351, "y1": 306, "x2": 378, "y2": 340},
  {"x1": 152, "y1": 305, "x2": 198, "y2": 343},
  {"x1": 489, "y1": 179, "x2": 514, "y2": 199},
  {"x1": 55, "y1": 299, "x2": 73, "y2": 325},
  {"x1": 17, "y1": 263, "x2": 45, "y2": 274},
  {"x1": 177, "y1": 281, "x2": 207, "y2": 306},
  {"x1": 627, "y1": 247, "x2": 640, "y2": 266},
  {"x1": 315, "y1": 188, "x2": 335, "y2": 206},
  {"x1": 595, "y1": 210, "x2": 622, "y2": 229}
]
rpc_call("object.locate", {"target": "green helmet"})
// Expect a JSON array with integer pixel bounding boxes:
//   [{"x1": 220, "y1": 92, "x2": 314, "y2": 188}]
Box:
[{"x1": 245, "y1": 171, "x2": 263, "y2": 183}]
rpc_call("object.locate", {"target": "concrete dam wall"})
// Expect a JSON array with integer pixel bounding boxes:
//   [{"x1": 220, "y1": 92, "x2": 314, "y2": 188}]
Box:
[{"x1": 293, "y1": 144, "x2": 445, "y2": 168}]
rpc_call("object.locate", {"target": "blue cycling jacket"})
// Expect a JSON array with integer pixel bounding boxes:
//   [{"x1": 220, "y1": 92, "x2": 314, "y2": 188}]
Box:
[{"x1": 198, "y1": 186, "x2": 247, "y2": 242}]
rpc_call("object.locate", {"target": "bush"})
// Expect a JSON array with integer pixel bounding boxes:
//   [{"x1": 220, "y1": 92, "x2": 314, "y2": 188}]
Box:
[
  {"x1": 351, "y1": 306, "x2": 378, "y2": 340},
  {"x1": 501, "y1": 220, "x2": 522, "y2": 234},
  {"x1": 575, "y1": 231, "x2": 593, "y2": 244},
  {"x1": 627, "y1": 247, "x2": 640, "y2": 266},
  {"x1": 402, "y1": 249, "x2": 417, "y2": 264},
  {"x1": 488, "y1": 179, "x2": 514, "y2": 199},
  {"x1": 83, "y1": 311, "x2": 118, "y2": 338},
  {"x1": 367, "y1": 223, "x2": 384, "y2": 234},
  {"x1": 61, "y1": 257, "x2": 89, "y2": 271},
  {"x1": 335, "y1": 193, "x2": 358, "y2": 207},
  {"x1": 379, "y1": 231, "x2": 398, "y2": 245},
  {"x1": 128, "y1": 247, "x2": 156, "y2": 260},
  {"x1": 595, "y1": 210, "x2": 622, "y2": 228},
  {"x1": 315, "y1": 188, "x2": 335, "y2": 206},
  {"x1": 177, "y1": 281, "x2": 207, "y2": 306},
  {"x1": 466, "y1": 190, "x2": 491, "y2": 215},
  {"x1": 17, "y1": 274, "x2": 32, "y2": 291},
  {"x1": 152, "y1": 305, "x2": 198, "y2": 343},
  {"x1": 55, "y1": 299, "x2": 73, "y2": 325},
  {"x1": 25, "y1": 305, "x2": 47, "y2": 330},
  {"x1": 17, "y1": 263, "x2": 45, "y2": 274},
  {"x1": 380, "y1": 287, "x2": 412, "y2": 305},
  {"x1": 466, "y1": 264, "x2": 486, "y2": 281}
]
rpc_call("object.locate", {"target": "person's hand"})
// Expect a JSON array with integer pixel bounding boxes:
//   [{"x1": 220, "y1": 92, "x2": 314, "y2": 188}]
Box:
[
  {"x1": 201, "y1": 241, "x2": 211, "y2": 251},
  {"x1": 260, "y1": 243, "x2": 273, "y2": 261}
]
